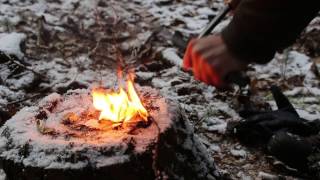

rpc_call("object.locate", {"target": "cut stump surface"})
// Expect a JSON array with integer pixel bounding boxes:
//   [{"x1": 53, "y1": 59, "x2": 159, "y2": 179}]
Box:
[{"x1": 0, "y1": 87, "x2": 219, "y2": 180}]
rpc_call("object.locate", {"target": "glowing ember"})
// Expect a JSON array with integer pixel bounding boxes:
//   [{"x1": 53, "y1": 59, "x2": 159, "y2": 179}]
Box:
[{"x1": 92, "y1": 76, "x2": 149, "y2": 123}]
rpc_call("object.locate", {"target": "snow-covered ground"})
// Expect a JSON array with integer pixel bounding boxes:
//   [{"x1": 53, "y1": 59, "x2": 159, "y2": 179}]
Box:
[{"x1": 0, "y1": 0, "x2": 319, "y2": 179}]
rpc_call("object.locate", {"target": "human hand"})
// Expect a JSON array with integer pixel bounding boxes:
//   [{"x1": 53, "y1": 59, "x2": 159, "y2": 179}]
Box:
[{"x1": 183, "y1": 35, "x2": 248, "y2": 88}]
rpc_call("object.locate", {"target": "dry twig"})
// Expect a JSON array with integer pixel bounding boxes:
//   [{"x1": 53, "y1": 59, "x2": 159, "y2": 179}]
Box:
[{"x1": 1, "y1": 52, "x2": 48, "y2": 80}]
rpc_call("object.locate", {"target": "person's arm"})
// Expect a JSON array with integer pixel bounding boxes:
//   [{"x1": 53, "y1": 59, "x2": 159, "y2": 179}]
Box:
[{"x1": 222, "y1": 0, "x2": 320, "y2": 64}]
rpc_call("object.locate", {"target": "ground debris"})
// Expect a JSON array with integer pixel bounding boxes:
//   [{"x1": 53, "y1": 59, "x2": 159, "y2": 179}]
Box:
[{"x1": 0, "y1": 0, "x2": 319, "y2": 179}]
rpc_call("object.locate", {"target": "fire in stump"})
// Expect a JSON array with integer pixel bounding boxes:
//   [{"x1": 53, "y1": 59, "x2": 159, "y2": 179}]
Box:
[{"x1": 0, "y1": 84, "x2": 219, "y2": 180}]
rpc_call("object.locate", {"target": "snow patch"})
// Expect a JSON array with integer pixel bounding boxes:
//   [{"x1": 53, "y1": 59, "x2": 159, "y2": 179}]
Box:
[
  {"x1": 0, "y1": 169, "x2": 6, "y2": 180},
  {"x1": 0, "y1": 32, "x2": 26, "y2": 59},
  {"x1": 209, "y1": 144, "x2": 221, "y2": 153},
  {"x1": 255, "y1": 51, "x2": 313, "y2": 77},
  {"x1": 258, "y1": 172, "x2": 278, "y2": 180},
  {"x1": 202, "y1": 117, "x2": 227, "y2": 134},
  {"x1": 297, "y1": 109, "x2": 320, "y2": 121},
  {"x1": 162, "y1": 48, "x2": 183, "y2": 67},
  {"x1": 230, "y1": 149, "x2": 247, "y2": 158}
]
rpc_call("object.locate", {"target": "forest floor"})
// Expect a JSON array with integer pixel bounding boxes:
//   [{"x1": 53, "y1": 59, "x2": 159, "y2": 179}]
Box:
[{"x1": 0, "y1": 0, "x2": 319, "y2": 179}]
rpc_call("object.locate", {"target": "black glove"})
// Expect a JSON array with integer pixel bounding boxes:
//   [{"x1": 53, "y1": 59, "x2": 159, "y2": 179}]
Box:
[
  {"x1": 268, "y1": 131, "x2": 320, "y2": 171},
  {"x1": 227, "y1": 86, "x2": 319, "y2": 146},
  {"x1": 267, "y1": 131, "x2": 314, "y2": 170},
  {"x1": 227, "y1": 85, "x2": 320, "y2": 172}
]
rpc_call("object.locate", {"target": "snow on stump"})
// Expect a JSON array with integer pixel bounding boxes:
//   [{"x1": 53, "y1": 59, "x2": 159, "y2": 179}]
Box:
[{"x1": 0, "y1": 87, "x2": 218, "y2": 180}]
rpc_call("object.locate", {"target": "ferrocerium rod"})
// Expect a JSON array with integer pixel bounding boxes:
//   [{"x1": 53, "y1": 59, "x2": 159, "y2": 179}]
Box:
[{"x1": 198, "y1": 5, "x2": 231, "y2": 39}]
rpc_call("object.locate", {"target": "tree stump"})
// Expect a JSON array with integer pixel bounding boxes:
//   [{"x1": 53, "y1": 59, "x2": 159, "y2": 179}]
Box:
[{"x1": 0, "y1": 88, "x2": 219, "y2": 180}]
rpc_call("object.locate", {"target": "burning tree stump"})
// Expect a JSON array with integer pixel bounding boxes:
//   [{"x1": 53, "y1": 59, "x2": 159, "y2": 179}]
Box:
[{"x1": 0, "y1": 87, "x2": 219, "y2": 180}]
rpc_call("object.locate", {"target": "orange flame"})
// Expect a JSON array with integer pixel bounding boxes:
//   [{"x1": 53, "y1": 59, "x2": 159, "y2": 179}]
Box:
[{"x1": 92, "y1": 77, "x2": 148, "y2": 123}]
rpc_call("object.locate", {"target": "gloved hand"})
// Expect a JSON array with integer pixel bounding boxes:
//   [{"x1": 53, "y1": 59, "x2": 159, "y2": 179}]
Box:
[
  {"x1": 227, "y1": 86, "x2": 320, "y2": 172},
  {"x1": 227, "y1": 86, "x2": 319, "y2": 146},
  {"x1": 183, "y1": 35, "x2": 248, "y2": 88}
]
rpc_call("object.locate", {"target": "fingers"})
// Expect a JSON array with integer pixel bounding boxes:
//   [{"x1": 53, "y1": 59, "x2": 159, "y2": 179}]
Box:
[
  {"x1": 270, "y1": 86, "x2": 299, "y2": 116},
  {"x1": 202, "y1": 60, "x2": 215, "y2": 84},
  {"x1": 198, "y1": 59, "x2": 217, "y2": 85},
  {"x1": 238, "y1": 109, "x2": 268, "y2": 119},
  {"x1": 237, "y1": 113, "x2": 276, "y2": 132},
  {"x1": 192, "y1": 36, "x2": 221, "y2": 55},
  {"x1": 245, "y1": 112, "x2": 276, "y2": 124},
  {"x1": 183, "y1": 35, "x2": 246, "y2": 88},
  {"x1": 183, "y1": 39, "x2": 196, "y2": 70},
  {"x1": 183, "y1": 38, "x2": 225, "y2": 87},
  {"x1": 183, "y1": 39, "x2": 222, "y2": 87},
  {"x1": 183, "y1": 35, "x2": 249, "y2": 88},
  {"x1": 232, "y1": 121, "x2": 274, "y2": 146},
  {"x1": 191, "y1": 48, "x2": 202, "y2": 81},
  {"x1": 194, "y1": 53, "x2": 221, "y2": 86},
  {"x1": 205, "y1": 61, "x2": 222, "y2": 86}
]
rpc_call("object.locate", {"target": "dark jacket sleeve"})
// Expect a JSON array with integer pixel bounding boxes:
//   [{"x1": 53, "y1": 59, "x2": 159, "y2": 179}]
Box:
[{"x1": 221, "y1": 0, "x2": 320, "y2": 64}]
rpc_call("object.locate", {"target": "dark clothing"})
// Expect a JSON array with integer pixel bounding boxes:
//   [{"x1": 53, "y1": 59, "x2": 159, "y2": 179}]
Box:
[
  {"x1": 222, "y1": 0, "x2": 320, "y2": 64},
  {"x1": 267, "y1": 131, "x2": 314, "y2": 170},
  {"x1": 227, "y1": 86, "x2": 320, "y2": 175}
]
